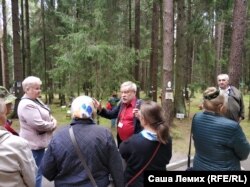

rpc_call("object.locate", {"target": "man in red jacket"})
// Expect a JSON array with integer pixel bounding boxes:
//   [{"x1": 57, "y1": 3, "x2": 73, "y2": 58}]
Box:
[{"x1": 93, "y1": 81, "x2": 142, "y2": 147}]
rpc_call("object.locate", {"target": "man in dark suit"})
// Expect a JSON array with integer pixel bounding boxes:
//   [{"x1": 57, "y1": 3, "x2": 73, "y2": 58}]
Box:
[{"x1": 217, "y1": 74, "x2": 245, "y2": 122}]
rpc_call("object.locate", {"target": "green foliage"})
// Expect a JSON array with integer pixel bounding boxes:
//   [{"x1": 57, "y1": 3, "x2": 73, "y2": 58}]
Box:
[{"x1": 18, "y1": 0, "x2": 250, "y2": 108}]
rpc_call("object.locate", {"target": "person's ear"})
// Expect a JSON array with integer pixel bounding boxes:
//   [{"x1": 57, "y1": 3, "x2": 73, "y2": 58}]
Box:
[
  {"x1": 219, "y1": 104, "x2": 227, "y2": 115},
  {"x1": 139, "y1": 114, "x2": 145, "y2": 124}
]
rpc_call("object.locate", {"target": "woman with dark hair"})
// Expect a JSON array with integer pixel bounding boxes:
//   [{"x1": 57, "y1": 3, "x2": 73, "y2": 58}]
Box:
[
  {"x1": 192, "y1": 87, "x2": 250, "y2": 170},
  {"x1": 119, "y1": 101, "x2": 172, "y2": 187}
]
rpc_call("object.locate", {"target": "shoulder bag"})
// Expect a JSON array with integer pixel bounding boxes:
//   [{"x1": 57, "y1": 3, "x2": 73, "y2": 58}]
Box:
[
  {"x1": 125, "y1": 142, "x2": 161, "y2": 187},
  {"x1": 69, "y1": 126, "x2": 98, "y2": 187}
]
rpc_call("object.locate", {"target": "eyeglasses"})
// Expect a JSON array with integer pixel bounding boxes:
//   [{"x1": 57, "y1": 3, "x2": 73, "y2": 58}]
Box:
[{"x1": 218, "y1": 79, "x2": 226, "y2": 81}]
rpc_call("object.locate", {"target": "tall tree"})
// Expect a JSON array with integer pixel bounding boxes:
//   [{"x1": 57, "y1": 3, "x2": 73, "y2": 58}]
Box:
[
  {"x1": 20, "y1": 0, "x2": 26, "y2": 78},
  {"x1": 150, "y1": 0, "x2": 160, "y2": 101},
  {"x1": 12, "y1": 0, "x2": 23, "y2": 117},
  {"x1": 228, "y1": 0, "x2": 248, "y2": 88},
  {"x1": 215, "y1": 22, "x2": 224, "y2": 77},
  {"x1": 162, "y1": 0, "x2": 174, "y2": 126},
  {"x1": 174, "y1": 0, "x2": 187, "y2": 115},
  {"x1": 1, "y1": 0, "x2": 10, "y2": 88},
  {"x1": 129, "y1": 0, "x2": 132, "y2": 49},
  {"x1": 41, "y1": 0, "x2": 48, "y2": 103},
  {"x1": 12, "y1": 0, "x2": 23, "y2": 83},
  {"x1": 134, "y1": 0, "x2": 140, "y2": 95},
  {"x1": 25, "y1": 0, "x2": 31, "y2": 76},
  {"x1": 185, "y1": 0, "x2": 193, "y2": 100}
]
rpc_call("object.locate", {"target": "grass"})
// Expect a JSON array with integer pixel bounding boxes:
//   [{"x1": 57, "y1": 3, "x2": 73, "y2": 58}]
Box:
[
  {"x1": 171, "y1": 93, "x2": 250, "y2": 160},
  {"x1": 11, "y1": 92, "x2": 250, "y2": 158}
]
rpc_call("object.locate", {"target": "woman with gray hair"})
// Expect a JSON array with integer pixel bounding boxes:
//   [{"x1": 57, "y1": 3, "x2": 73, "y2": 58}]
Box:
[
  {"x1": 17, "y1": 76, "x2": 57, "y2": 187},
  {"x1": 192, "y1": 87, "x2": 249, "y2": 170}
]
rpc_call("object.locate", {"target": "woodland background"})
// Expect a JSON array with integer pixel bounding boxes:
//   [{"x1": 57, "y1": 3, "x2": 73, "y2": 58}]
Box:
[{"x1": 0, "y1": 0, "x2": 250, "y2": 125}]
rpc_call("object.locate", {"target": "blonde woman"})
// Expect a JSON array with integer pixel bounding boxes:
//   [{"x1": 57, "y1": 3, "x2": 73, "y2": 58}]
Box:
[
  {"x1": 192, "y1": 87, "x2": 249, "y2": 170},
  {"x1": 0, "y1": 99, "x2": 37, "y2": 187},
  {"x1": 17, "y1": 76, "x2": 57, "y2": 187}
]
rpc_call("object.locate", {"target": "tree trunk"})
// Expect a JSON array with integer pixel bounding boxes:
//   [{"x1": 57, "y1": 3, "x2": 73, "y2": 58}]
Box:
[
  {"x1": 1, "y1": 0, "x2": 10, "y2": 89},
  {"x1": 12, "y1": 0, "x2": 23, "y2": 118},
  {"x1": 162, "y1": 0, "x2": 174, "y2": 126},
  {"x1": 25, "y1": 0, "x2": 31, "y2": 75},
  {"x1": 20, "y1": 0, "x2": 26, "y2": 78},
  {"x1": 129, "y1": 0, "x2": 132, "y2": 49},
  {"x1": 215, "y1": 21, "x2": 225, "y2": 81},
  {"x1": 134, "y1": 0, "x2": 140, "y2": 97},
  {"x1": 185, "y1": 0, "x2": 193, "y2": 101},
  {"x1": 150, "y1": 0, "x2": 160, "y2": 102},
  {"x1": 41, "y1": 0, "x2": 48, "y2": 103},
  {"x1": 174, "y1": 0, "x2": 186, "y2": 115},
  {"x1": 228, "y1": 0, "x2": 247, "y2": 88}
]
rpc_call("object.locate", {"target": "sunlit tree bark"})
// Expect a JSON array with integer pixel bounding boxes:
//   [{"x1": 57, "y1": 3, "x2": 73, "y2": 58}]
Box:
[
  {"x1": 228, "y1": 0, "x2": 247, "y2": 88},
  {"x1": 162, "y1": 0, "x2": 174, "y2": 126}
]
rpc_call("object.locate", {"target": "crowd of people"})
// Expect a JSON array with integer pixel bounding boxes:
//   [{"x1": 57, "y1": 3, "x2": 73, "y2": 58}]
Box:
[{"x1": 0, "y1": 74, "x2": 249, "y2": 186}]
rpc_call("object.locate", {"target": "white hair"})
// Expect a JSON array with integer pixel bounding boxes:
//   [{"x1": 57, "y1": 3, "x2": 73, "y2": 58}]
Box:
[
  {"x1": 22, "y1": 76, "x2": 42, "y2": 92},
  {"x1": 120, "y1": 81, "x2": 137, "y2": 92},
  {"x1": 217, "y1": 74, "x2": 229, "y2": 81}
]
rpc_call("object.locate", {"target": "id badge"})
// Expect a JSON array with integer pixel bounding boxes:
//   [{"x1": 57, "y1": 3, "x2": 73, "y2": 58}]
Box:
[{"x1": 118, "y1": 122, "x2": 123, "y2": 128}]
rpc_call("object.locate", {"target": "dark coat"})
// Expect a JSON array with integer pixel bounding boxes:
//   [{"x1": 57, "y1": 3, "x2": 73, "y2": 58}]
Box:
[
  {"x1": 41, "y1": 119, "x2": 124, "y2": 187},
  {"x1": 119, "y1": 134, "x2": 172, "y2": 187},
  {"x1": 226, "y1": 86, "x2": 245, "y2": 121},
  {"x1": 192, "y1": 111, "x2": 250, "y2": 171}
]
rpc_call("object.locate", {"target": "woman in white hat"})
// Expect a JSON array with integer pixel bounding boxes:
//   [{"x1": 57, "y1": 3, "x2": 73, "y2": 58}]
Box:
[{"x1": 41, "y1": 95, "x2": 124, "y2": 187}]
